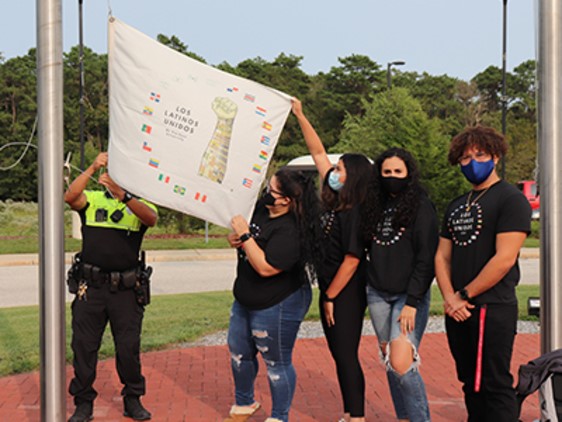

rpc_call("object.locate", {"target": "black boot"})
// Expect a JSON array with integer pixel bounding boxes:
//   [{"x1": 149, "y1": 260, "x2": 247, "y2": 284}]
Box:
[
  {"x1": 123, "y1": 396, "x2": 152, "y2": 420},
  {"x1": 68, "y1": 401, "x2": 93, "y2": 422}
]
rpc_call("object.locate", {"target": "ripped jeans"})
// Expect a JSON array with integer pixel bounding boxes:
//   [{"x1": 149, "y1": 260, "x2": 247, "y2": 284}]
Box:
[
  {"x1": 367, "y1": 286, "x2": 431, "y2": 422},
  {"x1": 227, "y1": 284, "x2": 312, "y2": 422}
]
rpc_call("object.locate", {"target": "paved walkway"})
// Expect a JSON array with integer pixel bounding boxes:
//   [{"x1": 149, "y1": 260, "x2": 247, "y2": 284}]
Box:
[
  {"x1": 0, "y1": 249, "x2": 543, "y2": 420},
  {"x1": 0, "y1": 332, "x2": 541, "y2": 421}
]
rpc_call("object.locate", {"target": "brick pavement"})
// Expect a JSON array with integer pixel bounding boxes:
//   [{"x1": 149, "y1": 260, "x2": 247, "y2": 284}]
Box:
[{"x1": 0, "y1": 333, "x2": 540, "y2": 422}]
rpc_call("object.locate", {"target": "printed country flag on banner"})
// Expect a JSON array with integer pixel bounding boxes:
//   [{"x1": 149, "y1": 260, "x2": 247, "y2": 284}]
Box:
[{"x1": 107, "y1": 17, "x2": 292, "y2": 227}]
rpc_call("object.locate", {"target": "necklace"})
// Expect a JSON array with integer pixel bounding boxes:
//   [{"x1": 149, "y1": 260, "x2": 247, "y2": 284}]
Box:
[{"x1": 466, "y1": 187, "x2": 490, "y2": 212}]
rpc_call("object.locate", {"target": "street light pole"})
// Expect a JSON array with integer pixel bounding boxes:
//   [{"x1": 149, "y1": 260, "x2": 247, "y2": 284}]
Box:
[
  {"x1": 387, "y1": 61, "x2": 406, "y2": 89},
  {"x1": 79, "y1": 0, "x2": 85, "y2": 171},
  {"x1": 500, "y1": 0, "x2": 508, "y2": 178}
]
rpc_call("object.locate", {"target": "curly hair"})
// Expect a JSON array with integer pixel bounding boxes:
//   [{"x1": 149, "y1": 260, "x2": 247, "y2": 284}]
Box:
[
  {"x1": 362, "y1": 148, "x2": 424, "y2": 237},
  {"x1": 275, "y1": 168, "x2": 324, "y2": 272},
  {"x1": 321, "y1": 153, "x2": 373, "y2": 211},
  {"x1": 448, "y1": 125, "x2": 508, "y2": 165}
]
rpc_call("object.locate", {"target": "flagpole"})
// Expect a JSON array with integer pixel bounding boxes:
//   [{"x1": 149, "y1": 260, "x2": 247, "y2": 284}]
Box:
[
  {"x1": 539, "y1": 0, "x2": 562, "y2": 353},
  {"x1": 37, "y1": 0, "x2": 67, "y2": 420}
]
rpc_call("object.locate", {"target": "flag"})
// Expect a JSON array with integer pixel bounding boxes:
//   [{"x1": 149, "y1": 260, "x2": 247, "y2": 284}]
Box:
[{"x1": 107, "y1": 17, "x2": 292, "y2": 228}]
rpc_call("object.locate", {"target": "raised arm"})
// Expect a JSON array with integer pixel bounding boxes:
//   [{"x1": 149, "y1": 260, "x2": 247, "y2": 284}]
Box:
[
  {"x1": 98, "y1": 173, "x2": 158, "y2": 227},
  {"x1": 64, "y1": 152, "x2": 107, "y2": 211},
  {"x1": 291, "y1": 98, "x2": 333, "y2": 179}
]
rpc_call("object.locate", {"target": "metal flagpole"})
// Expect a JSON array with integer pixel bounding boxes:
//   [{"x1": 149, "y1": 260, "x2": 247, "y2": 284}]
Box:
[
  {"x1": 538, "y1": 0, "x2": 562, "y2": 353},
  {"x1": 36, "y1": 0, "x2": 67, "y2": 420}
]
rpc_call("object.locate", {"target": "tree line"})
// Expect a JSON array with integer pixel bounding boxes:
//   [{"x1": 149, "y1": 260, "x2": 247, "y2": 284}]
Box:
[{"x1": 0, "y1": 36, "x2": 537, "y2": 226}]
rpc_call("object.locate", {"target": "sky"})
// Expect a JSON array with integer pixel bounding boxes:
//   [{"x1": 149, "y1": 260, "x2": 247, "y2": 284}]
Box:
[{"x1": 3, "y1": 0, "x2": 536, "y2": 82}]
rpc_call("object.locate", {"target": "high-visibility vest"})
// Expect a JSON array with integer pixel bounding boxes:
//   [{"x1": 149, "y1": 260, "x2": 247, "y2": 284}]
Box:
[{"x1": 83, "y1": 190, "x2": 157, "y2": 232}]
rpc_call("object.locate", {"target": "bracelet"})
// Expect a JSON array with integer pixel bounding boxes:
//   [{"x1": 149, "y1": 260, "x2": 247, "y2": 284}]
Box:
[
  {"x1": 322, "y1": 291, "x2": 335, "y2": 302},
  {"x1": 122, "y1": 191, "x2": 133, "y2": 204},
  {"x1": 239, "y1": 232, "x2": 252, "y2": 243}
]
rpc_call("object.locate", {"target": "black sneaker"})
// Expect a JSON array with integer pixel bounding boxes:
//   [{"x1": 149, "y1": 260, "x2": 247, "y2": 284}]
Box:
[
  {"x1": 123, "y1": 396, "x2": 152, "y2": 420},
  {"x1": 68, "y1": 401, "x2": 93, "y2": 422}
]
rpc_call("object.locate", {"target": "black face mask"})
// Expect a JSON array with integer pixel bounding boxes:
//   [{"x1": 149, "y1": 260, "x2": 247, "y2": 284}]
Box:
[
  {"x1": 260, "y1": 192, "x2": 277, "y2": 207},
  {"x1": 381, "y1": 176, "x2": 409, "y2": 194}
]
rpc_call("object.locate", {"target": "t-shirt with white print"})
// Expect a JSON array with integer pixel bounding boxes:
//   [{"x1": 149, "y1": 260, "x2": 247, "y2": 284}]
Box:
[{"x1": 441, "y1": 180, "x2": 531, "y2": 305}]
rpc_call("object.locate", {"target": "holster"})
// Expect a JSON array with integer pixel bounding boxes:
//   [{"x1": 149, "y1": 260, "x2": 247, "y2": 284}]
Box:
[
  {"x1": 134, "y1": 265, "x2": 152, "y2": 306},
  {"x1": 66, "y1": 253, "x2": 82, "y2": 294}
]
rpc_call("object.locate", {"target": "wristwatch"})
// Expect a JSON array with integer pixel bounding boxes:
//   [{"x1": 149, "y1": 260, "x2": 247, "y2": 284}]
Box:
[
  {"x1": 458, "y1": 288, "x2": 471, "y2": 302},
  {"x1": 122, "y1": 191, "x2": 133, "y2": 204},
  {"x1": 239, "y1": 232, "x2": 252, "y2": 243}
]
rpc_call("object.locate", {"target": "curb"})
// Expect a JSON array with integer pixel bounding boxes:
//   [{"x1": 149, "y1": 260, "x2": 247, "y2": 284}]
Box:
[
  {"x1": 0, "y1": 249, "x2": 237, "y2": 267},
  {"x1": 0, "y1": 248, "x2": 538, "y2": 267}
]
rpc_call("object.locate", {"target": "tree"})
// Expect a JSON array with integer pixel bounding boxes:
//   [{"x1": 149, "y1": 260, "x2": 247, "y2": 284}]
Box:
[
  {"x1": 395, "y1": 72, "x2": 466, "y2": 136},
  {"x1": 333, "y1": 88, "x2": 468, "y2": 214},
  {"x1": 472, "y1": 65, "x2": 504, "y2": 113},
  {"x1": 156, "y1": 34, "x2": 207, "y2": 63},
  {"x1": 509, "y1": 60, "x2": 536, "y2": 119},
  {"x1": 0, "y1": 50, "x2": 38, "y2": 200},
  {"x1": 63, "y1": 46, "x2": 109, "y2": 164},
  {"x1": 312, "y1": 55, "x2": 386, "y2": 148}
]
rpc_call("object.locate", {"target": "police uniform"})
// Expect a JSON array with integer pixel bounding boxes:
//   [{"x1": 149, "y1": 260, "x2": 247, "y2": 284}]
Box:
[{"x1": 68, "y1": 190, "x2": 157, "y2": 408}]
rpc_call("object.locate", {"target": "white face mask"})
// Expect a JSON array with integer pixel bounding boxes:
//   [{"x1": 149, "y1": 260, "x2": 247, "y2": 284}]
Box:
[{"x1": 328, "y1": 171, "x2": 344, "y2": 191}]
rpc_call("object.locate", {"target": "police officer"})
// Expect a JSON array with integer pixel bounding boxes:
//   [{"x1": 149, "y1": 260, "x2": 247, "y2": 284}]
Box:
[{"x1": 65, "y1": 152, "x2": 158, "y2": 422}]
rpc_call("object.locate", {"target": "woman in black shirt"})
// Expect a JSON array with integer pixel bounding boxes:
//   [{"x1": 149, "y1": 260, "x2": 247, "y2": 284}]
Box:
[
  {"x1": 224, "y1": 168, "x2": 322, "y2": 422},
  {"x1": 293, "y1": 99, "x2": 370, "y2": 422},
  {"x1": 364, "y1": 148, "x2": 438, "y2": 422}
]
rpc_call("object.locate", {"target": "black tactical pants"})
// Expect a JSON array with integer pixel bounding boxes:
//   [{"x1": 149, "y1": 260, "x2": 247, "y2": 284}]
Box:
[{"x1": 69, "y1": 284, "x2": 145, "y2": 404}]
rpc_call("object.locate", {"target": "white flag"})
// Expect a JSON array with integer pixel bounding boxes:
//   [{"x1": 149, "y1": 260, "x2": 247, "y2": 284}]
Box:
[{"x1": 107, "y1": 17, "x2": 292, "y2": 227}]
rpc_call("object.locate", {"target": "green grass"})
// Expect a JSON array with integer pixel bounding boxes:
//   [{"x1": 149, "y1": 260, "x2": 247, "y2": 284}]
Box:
[
  {"x1": 0, "y1": 285, "x2": 539, "y2": 377},
  {"x1": 429, "y1": 284, "x2": 540, "y2": 321},
  {"x1": 0, "y1": 200, "x2": 540, "y2": 254},
  {"x1": 0, "y1": 236, "x2": 230, "y2": 254},
  {"x1": 0, "y1": 235, "x2": 540, "y2": 255},
  {"x1": 0, "y1": 200, "x2": 231, "y2": 254},
  {"x1": 524, "y1": 238, "x2": 539, "y2": 248}
]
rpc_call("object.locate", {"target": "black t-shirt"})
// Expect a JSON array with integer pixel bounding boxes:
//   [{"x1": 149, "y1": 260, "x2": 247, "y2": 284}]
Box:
[
  {"x1": 367, "y1": 193, "x2": 438, "y2": 307},
  {"x1": 440, "y1": 180, "x2": 531, "y2": 305},
  {"x1": 233, "y1": 205, "x2": 303, "y2": 310},
  {"x1": 319, "y1": 205, "x2": 366, "y2": 291}
]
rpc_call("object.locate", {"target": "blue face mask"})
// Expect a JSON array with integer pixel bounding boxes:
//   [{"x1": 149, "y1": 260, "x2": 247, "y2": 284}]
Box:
[
  {"x1": 328, "y1": 171, "x2": 344, "y2": 191},
  {"x1": 461, "y1": 159, "x2": 495, "y2": 185}
]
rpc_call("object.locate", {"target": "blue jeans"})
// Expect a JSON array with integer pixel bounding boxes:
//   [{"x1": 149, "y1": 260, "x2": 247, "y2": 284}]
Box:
[
  {"x1": 367, "y1": 286, "x2": 431, "y2": 422},
  {"x1": 227, "y1": 284, "x2": 312, "y2": 422}
]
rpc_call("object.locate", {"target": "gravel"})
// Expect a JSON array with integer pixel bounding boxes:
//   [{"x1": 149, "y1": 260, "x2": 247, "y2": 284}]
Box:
[{"x1": 180, "y1": 317, "x2": 539, "y2": 348}]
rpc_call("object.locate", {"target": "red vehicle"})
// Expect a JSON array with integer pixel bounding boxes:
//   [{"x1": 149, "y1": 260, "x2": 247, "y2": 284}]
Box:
[{"x1": 517, "y1": 180, "x2": 540, "y2": 219}]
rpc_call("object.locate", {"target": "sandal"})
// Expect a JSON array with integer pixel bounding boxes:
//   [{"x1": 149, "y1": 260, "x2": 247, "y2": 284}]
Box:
[{"x1": 223, "y1": 402, "x2": 261, "y2": 422}]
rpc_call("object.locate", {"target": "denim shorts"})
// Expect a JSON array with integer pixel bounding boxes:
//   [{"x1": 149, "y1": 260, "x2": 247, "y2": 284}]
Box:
[{"x1": 366, "y1": 285, "x2": 430, "y2": 349}]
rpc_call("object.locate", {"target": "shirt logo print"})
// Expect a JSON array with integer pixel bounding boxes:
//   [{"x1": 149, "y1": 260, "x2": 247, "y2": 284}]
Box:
[
  {"x1": 372, "y1": 208, "x2": 405, "y2": 247},
  {"x1": 447, "y1": 203, "x2": 483, "y2": 247}
]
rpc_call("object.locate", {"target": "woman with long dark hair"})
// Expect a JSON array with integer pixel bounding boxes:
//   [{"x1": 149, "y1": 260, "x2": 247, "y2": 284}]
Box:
[
  {"x1": 292, "y1": 99, "x2": 370, "y2": 422},
  {"x1": 224, "y1": 167, "x2": 323, "y2": 422},
  {"x1": 364, "y1": 147, "x2": 438, "y2": 422}
]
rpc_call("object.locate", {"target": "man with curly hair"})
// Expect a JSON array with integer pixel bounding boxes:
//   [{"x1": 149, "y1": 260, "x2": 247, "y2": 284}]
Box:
[{"x1": 435, "y1": 126, "x2": 531, "y2": 421}]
